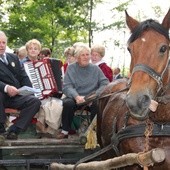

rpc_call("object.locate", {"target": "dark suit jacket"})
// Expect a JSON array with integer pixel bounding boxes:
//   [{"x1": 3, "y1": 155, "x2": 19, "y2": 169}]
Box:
[{"x1": 0, "y1": 53, "x2": 32, "y2": 92}]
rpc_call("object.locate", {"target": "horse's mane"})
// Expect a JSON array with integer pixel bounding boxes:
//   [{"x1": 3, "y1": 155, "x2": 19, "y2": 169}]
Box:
[{"x1": 128, "y1": 19, "x2": 170, "y2": 44}]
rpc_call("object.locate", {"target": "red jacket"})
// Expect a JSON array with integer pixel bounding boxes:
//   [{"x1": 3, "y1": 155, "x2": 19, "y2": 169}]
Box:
[
  {"x1": 99, "y1": 63, "x2": 113, "y2": 82},
  {"x1": 63, "y1": 63, "x2": 68, "y2": 73}
]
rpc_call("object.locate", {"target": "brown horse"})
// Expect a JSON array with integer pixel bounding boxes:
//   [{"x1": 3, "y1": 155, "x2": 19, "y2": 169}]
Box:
[{"x1": 97, "y1": 9, "x2": 170, "y2": 170}]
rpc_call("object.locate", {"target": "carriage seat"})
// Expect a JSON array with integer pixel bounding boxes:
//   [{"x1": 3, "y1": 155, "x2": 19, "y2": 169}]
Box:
[
  {"x1": 5, "y1": 108, "x2": 37, "y2": 124},
  {"x1": 5, "y1": 108, "x2": 20, "y2": 117}
]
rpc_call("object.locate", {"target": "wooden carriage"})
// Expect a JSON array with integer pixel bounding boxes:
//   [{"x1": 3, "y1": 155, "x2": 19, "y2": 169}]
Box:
[{"x1": 0, "y1": 107, "x2": 98, "y2": 170}]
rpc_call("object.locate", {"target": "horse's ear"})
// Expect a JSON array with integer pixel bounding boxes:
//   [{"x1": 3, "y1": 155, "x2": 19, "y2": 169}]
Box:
[
  {"x1": 125, "y1": 10, "x2": 140, "y2": 32},
  {"x1": 161, "y1": 8, "x2": 170, "y2": 30}
]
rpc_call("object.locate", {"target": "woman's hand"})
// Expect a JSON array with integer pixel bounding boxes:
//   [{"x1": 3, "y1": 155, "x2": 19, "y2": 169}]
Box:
[{"x1": 75, "y1": 95, "x2": 85, "y2": 104}]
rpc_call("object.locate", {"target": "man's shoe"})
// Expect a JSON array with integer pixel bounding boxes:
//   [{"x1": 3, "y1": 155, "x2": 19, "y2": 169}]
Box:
[
  {"x1": 6, "y1": 131, "x2": 18, "y2": 140},
  {"x1": 69, "y1": 129, "x2": 76, "y2": 135},
  {"x1": 53, "y1": 132, "x2": 68, "y2": 139},
  {"x1": 6, "y1": 125, "x2": 20, "y2": 140}
]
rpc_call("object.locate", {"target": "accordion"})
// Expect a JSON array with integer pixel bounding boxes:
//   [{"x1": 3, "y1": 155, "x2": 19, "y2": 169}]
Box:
[{"x1": 24, "y1": 58, "x2": 63, "y2": 99}]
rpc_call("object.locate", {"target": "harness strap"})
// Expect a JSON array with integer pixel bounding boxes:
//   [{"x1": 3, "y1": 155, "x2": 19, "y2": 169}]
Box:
[
  {"x1": 128, "y1": 64, "x2": 164, "y2": 93},
  {"x1": 131, "y1": 64, "x2": 162, "y2": 83},
  {"x1": 73, "y1": 122, "x2": 170, "y2": 169},
  {"x1": 112, "y1": 122, "x2": 170, "y2": 148},
  {"x1": 76, "y1": 86, "x2": 129, "y2": 107}
]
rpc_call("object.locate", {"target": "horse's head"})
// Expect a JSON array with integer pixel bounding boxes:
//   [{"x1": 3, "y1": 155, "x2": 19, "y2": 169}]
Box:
[{"x1": 125, "y1": 9, "x2": 170, "y2": 120}]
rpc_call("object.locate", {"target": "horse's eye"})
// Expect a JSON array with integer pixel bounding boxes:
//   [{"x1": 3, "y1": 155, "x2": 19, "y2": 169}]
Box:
[
  {"x1": 127, "y1": 47, "x2": 131, "y2": 53},
  {"x1": 160, "y1": 45, "x2": 167, "y2": 53}
]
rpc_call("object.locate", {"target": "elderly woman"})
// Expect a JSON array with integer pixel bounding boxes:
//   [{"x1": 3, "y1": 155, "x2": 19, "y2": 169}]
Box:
[
  {"x1": 91, "y1": 44, "x2": 113, "y2": 82},
  {"x1": 56, "y1": 43, "x2": 109, "y2": 139},
  {"x1": 25, "y1": 39, "x2": 42, "y2": 61}
]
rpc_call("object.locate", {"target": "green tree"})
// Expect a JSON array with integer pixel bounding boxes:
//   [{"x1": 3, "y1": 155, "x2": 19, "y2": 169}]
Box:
[{"x1": 0, "y1": 0, "x2": 101, "y2": 58}]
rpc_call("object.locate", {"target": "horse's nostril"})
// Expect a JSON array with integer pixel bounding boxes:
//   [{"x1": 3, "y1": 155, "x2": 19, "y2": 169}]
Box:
[{"x1": 138, "y1": 95, "x2": 150, "y2": 109}]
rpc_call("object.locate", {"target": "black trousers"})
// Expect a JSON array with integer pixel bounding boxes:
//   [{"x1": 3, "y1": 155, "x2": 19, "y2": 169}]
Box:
[
  {"x1": 0, "y1": 92, "x2": 41, "y2": 130},
  {"x1": 61, "y1": 97, "x2": 98, "y2": 131}
]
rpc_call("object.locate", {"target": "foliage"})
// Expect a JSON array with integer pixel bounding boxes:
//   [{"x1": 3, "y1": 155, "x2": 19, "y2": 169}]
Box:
[
  {"x1": 0, "y1": 0, "x2": 165, "y2": 66},
  {"x1": 0, "y1": 0, "x2": 101, "y2": 59}
]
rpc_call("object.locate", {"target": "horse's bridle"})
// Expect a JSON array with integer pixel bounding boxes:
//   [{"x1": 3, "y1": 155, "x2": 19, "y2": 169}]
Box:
[{"x1": 128, "y1": 63, "x2": 168, "y2": 94}]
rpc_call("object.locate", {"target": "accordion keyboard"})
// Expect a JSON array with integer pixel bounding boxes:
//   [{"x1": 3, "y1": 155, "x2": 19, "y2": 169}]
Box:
[
  {"x1": 24, "y1": 59, "x2": 61, "y2": 99},
  {"x1": 24, "y1": 62, "x2": 43, "y2": 99}
]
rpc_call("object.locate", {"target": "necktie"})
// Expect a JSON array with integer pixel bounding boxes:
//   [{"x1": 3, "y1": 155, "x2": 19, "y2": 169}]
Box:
[{"x1": 0, "y1": 54, "x2": 8, "y2": 65}]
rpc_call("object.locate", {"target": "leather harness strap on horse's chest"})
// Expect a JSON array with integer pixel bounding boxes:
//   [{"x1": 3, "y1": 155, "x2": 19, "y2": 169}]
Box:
[{"x1": 112, "y1": 122, "x2": 170, "y2": 150}]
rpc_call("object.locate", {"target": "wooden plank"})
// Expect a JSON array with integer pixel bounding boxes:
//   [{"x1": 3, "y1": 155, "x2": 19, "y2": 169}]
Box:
[
  {"x1": 0, "y1": 145, "x2": 85, "y2": 156},
  {"x1": 3, "y1": 138, "x2": 81, "y2": 146}
]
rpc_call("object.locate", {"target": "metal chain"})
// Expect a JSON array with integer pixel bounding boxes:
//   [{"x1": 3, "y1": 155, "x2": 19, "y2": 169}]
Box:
[
  {"x1": 140, "y1": 118, "x2": 154, "y2": 170},
  {"x1": 144, "y1": 118, "x2": 154, "y2": 152}
]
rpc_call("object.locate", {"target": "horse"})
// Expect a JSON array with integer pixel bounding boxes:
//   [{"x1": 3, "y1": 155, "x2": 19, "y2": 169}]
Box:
[{"x1": 97, "y1": 8, "x2": 170, "y2": 170}]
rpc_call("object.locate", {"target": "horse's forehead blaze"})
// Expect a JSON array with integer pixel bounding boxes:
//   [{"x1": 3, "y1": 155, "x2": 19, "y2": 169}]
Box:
[
  {"x1": 141, "y1": 38, "x2": 146, "y2": 42},
  {"x1": 133, "y1": 31, "x2": 168, "y2": 47},
  {"x1": 129, "y1": 30, "x2": 169, "y2": 67}
]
